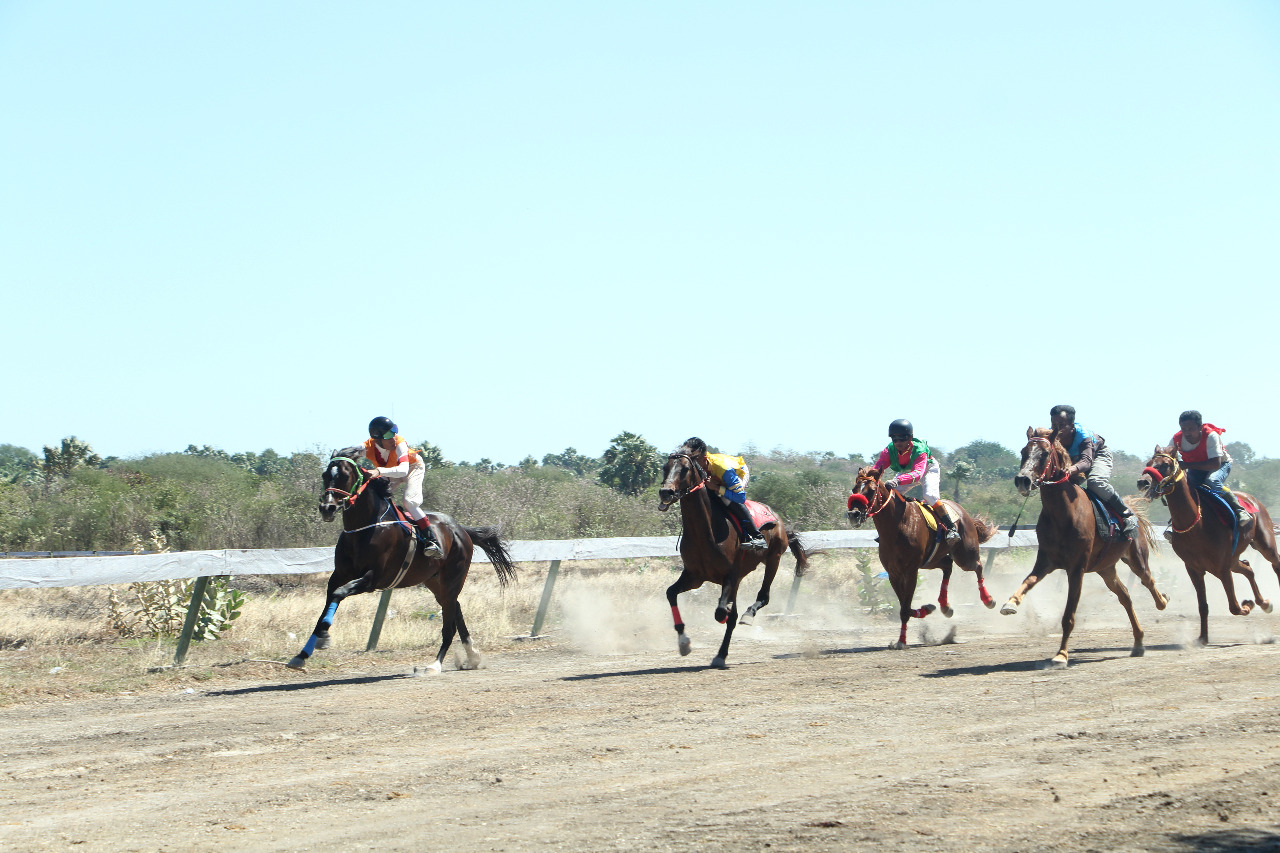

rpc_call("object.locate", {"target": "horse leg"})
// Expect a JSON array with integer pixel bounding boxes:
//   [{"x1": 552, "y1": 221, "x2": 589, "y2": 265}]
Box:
[
  {"x1": 740, "y1": 553, "x2": 779, "y2": 625},
  {"x1": 452, "y1": 602, "x2": 482, "y2": 670},
  {"x1": 666, "y1": 567, "x2": 702, "y2": 657},
  {"x1": 287, "y1": 568, "x2": 376, "y2": 669},
  {"x1": 1120, "y1": 540, "x2": 1168, "y2": 611},
  {"x1": 711, "y1": 588, "x2": 740, "y2": 669},
  {"x1": 1232, "y1": 558, "x2": 1269, "y2": 614},
  {"x1": 1188, "y1": 568, "x2": 1211, "y2": 646},
  {"x1": 1097, "y1": 565, "x2": 1144, "y2": 657},
  {"x1": 1050, "y1": 568, "x2": 1085, "y2": 667},
  {"x1": 1216, "y1": 565, "x2": 1253, "y2": 616},
  {"x1": 1002, "y1": 553, "x2": 1052, "y2": 615},
  {"x1": 889, "y1": 568, "x2": 933, "y2": 650},
  {"x1": 1246, "y1": 513, "x2": 1280, "y2": 604},
  {"x1": 937, "y1": 559, "x2": 954, "y2": 618}
]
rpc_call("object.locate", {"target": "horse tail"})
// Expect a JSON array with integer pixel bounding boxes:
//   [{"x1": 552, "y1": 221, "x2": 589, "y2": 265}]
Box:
[
  {"x1": 464, "y1": 526, "x2": 518, "y2": 588},
  {"x1": 970, "y1": 514, "x2": 1000, "y2": 544},
  {"x1": 1123, "y1": 495, "x2": 1159, "y2": 554},
  {"x1": 787, "y1": 529, "x2": 812, "y2": 578}
]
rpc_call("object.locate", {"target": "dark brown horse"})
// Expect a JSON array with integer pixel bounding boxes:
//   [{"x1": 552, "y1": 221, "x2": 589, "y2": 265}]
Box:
[
  {"x1": 1003, "y1": 428, "x2": 1168, "y2": 666},
  {"x1": 287, "y1": 448, "x2": 517, "y2": 672},
  {"x1": 657, "y1": 441, "x2": 809, "y2": 668},
  {"x1": 1137, "y1": 446, "x2": 1279, "y2": 644},
  {"x1": 846, "y1": 467, "x2": 999, "y2": 648}
]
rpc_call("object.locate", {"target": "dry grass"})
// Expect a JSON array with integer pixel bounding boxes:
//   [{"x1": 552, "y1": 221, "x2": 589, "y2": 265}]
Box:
[{"x1": 1, "y1": 544, "x2": 1274, "y2": 707}]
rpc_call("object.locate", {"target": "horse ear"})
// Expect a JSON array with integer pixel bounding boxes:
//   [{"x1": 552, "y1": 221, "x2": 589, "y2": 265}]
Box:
[{"x1": 1026, "y1": 426, "x2": 1035, "y2": 439}]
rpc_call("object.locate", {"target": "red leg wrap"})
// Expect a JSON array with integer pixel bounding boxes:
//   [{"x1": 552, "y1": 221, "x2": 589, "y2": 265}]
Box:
[
  {"x1": 938, "y1": 580, "x2": 950, "y2": 609},
  {"x1": 911, "y1": 606, "x2": 930, "y2": 619},
  {"x1": 898, "y1": 623, "x2": 908, "y2": 645},
  {"x1": 671, "y1": 605, "x2": 683, "y2": 626}
]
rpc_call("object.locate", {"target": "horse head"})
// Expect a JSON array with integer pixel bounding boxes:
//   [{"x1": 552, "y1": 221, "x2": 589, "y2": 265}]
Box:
[
  {"x1": 1014, "y1": 427, "x2": 1070, "y2": 497},
  {"x1": 319, "y1": 448, "x2": 370, "y2": 521},
  {"x1": 657, "y1": 440, "x2": 710, "y2": 511},
  {"x1": 1137, "y1": 445, "x2": 1182, "y2": 499},
  {"x1": 846, "y1": 466, "x2": 886, "y2": 527}
]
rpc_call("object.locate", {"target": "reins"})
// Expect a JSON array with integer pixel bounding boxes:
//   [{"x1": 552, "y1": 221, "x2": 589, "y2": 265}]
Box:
[{"x1": 1028, "y1": 437, "x2": 1071, "y2": 486}]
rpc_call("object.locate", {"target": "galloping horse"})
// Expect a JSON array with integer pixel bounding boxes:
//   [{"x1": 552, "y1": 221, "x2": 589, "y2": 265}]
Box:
[
  {"x1": 847, "y1": 467, "x2": 999, "y2": 649},
  {"x1": 1137, "y1": 446, "x2": 1280, "y2": 644},
  {"x1": 657, "y1": 441, "x2": 809, "y2": 668},
  {"x1": 288, "y1": 448, "x2": 517, "y2": 672},
  {"x1": 1003, "y1": 428, "x2": 1168, "y2": 666}
]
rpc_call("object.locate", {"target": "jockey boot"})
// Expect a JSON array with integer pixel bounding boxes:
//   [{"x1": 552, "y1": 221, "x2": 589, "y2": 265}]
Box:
[
  {"x1": 1105, "y1": 494, "x2": 1138, "y2": 539},
  {"x1": 1222, "y1": 489, "x2": 1252, "y2": 526},
  {"x1": 414, "y1": 516, "x2": 444, "y2": 558},
  {"x1": 932, "y1": 503, "x2": 961, "y2": 541},
  {"x1": 726, "y1": 501, "x2": 768, "y2": 551}
]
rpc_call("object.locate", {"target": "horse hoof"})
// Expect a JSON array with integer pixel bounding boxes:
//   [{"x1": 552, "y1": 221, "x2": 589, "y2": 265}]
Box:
[
  {"x1": 889, "y1": 641, "x2": 907, "y2": 650},
  {"x1": 1000, "y1": 602, "x2": 1018, "y2": 616},
  {"x1": 940, "y1": 605, "x2": 954, "y2": 619},
  {"x1": 315, "y1": 636, "x2": 331, "y2": 651},
  {"x1": 286, "y1": 656, "x2": 306, "y2": 670},
  {"x1": 710, "y1": 657, "x2": 728, "y2": 669},
  {"x1": 414, "y1": 661, "x2": 443, "y2": 676},
  {"x1": 714, "y1": 609, "x2": 729, "y2": 624},
  {"x1": 1131, "y1": 646, "x2": 1145, "y2": 658},
  {"x1": 982, "y1": 597, "x2": 996, "y2": 610},
  {"x1": 678, "y1": 635, "x2": 692, "y2": 656},
  {"x1": 922, "y1": 603, "x2": 936, "y2": 616},
  {"x1": 738, "y1": 614, "x2": 754, "y2": 627},
  {"x1": 1262, "y1": 600, "x2": 1275, "y2": 614},
  {"x1": 1156, "y1": 595, "x2": 1169, "y2": 611},
  {"x1": 1242, "y1": 601, "x2": 1255, "y2": 616},
  {"x1": 1047, "y1": 656, "x2": 1068, "y2": 669}
]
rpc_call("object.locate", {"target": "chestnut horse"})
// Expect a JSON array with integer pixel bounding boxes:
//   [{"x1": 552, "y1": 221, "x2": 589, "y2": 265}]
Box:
[
  {"x1": 287, "y1": 448, "x2": 517, "y2": 672},
  {"x1": 847, "y1": 467, "x2": 999, "y2": 648},
  {"x1": 1137, "y1": 446, "x2": 1279, "y2": 644},
  {"x1": 657, "y1": 441, "x2": 810, "y2": 668},
  {"x1": 1003, "y1": 428, "x2": 1168, "y2": 667}
]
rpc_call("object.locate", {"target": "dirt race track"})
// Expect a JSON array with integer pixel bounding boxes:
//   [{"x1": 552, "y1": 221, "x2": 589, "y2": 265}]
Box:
[{"x1": 3, "y1": 608, "x2": 1280, "y2": 853}]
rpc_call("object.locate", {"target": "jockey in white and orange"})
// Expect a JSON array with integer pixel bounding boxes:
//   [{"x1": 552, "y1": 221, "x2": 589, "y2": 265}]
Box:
[
  {"x1": 873, "y1": 419, "x2": 958, "y2": 541},
  {"x1": 685, "y1": 437, "x2": 768, "y2": 551},
  {"x1": 1174, "y1": 409, "x2": 1249, "y2": 525},
  {"x1": 364, "y1": 416, "x2": 443, "y2": 557}
]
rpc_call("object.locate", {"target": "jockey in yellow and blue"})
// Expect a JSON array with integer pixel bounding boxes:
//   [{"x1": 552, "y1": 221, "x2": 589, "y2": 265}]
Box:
[{"x1": 686, "y1": 437, "x2": 768, "y2": 551}]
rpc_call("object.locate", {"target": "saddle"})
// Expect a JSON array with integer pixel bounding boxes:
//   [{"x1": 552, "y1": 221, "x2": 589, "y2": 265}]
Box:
[
  {"x1": 1198, "y1": 486, "x2": 1254, "y2": 552},
  {"x1": 1087, "y1": 493, "x2": 1126, "y2": 544},
  {"x1": 389, "y1": 501, "x2": 436, "y2": 552},
  {"x1": 711, "y1": 500, "x2": 779, "y2": 545}
]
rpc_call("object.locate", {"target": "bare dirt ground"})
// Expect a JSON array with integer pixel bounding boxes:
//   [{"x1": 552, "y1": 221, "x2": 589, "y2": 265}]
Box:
[{"x1": 2, "y1": 592, "x2": 1279, "y2": 853}]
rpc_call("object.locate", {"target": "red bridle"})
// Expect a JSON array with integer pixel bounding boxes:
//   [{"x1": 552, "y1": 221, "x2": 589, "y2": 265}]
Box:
[{"x1": 1027, "y1": 437, "x2": 1071, "y2": 486}]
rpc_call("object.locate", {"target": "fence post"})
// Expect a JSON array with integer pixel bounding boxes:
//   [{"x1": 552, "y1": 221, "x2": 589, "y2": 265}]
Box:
[
  {"x1": 529, "y1": 560, "x2": 561, "y2": 637},
  {"x1": 366, "y1": 588, "x2": 394, "y2": 651},
  {"x1": 983, "y1": 547, "x2": 998, "y2": 574},
  {"x1": 173, "y1": 575, "x2": 211, "y2": 666}
]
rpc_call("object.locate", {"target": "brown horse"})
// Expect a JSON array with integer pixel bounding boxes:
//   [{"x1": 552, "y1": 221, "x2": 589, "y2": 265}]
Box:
[
  {"x1": 1137, "y1": 446, "x2": 1279, "y2": 644},
  {"x1": 287, "y1": 448, "x2": 517, "y2": 672},
  {"x1": 657, "y1": 441, "x2": 810, "y2": 668},
  {"x1": 1003, "y1": 428, "x2": 1168, "y2": 666},
  {"x1": 846, "y1": 467, "x2": 999, "y2": 648}
]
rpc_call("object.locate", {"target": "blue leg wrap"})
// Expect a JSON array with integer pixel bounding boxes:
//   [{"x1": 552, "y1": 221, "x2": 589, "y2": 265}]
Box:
[
  {"x1": 301, "y1": 634, "x2": 318, "y2": 657},
  {"x1": 321, "y1": 600, "x2": 338, "y2": 628}
]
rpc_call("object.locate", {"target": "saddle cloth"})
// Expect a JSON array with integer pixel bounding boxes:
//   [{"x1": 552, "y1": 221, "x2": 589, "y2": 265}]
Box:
[
  {"x1": 746, "y1": 500, "x2": 779, "y2": 530},
  {"x1": 1198, "y1": 486, "x2": 1254, "y2": 553},
  {"x1": 1088, "y1": 493, "x2": 1125, "y2": 543}
]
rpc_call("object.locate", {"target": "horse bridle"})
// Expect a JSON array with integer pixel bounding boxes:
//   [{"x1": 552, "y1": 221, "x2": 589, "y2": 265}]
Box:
[
  {"x1": 851, "y1": 473, "x2": 896, "y2": 518},
  {"x1": 1026, "y1": 437, "x2": 1072, "y2": 487},
  {"x1": 659, "y1": 453, "x2": 711, "y2": 508},
  {"x1": 1141, "y1": 453, "x2": 1185, "y2": 498},
  {"x1": 323, "y1": 456, "x2": 372, "y2": 509}
]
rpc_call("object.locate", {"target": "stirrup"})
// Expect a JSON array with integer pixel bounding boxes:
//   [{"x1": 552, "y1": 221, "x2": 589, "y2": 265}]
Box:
[
  {"x1": 741, "y1": 536, "x2": 768, "y2": 551},
  {"x1": 945, "y1": 527, "x2": 961, "y2": 542}
]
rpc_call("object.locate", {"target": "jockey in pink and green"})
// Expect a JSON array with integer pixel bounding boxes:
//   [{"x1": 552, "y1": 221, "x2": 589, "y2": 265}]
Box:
[{"x1": 874, "y1": 419, "x2": 958, "y2": 541}]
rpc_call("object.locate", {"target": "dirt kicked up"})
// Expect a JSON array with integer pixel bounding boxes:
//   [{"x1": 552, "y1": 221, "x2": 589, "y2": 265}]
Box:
[{"x1": 1, "y1": 619, "x2": 1278, "y2": 853}]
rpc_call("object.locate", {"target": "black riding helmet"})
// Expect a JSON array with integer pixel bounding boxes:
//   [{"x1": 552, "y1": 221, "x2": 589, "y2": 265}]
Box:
[
  {"x1": 888, "y1": 419, "x2": 913, "y2": 439},
  {"x1": 368, "y1": 416, "x2": 398, "y2": 440}
]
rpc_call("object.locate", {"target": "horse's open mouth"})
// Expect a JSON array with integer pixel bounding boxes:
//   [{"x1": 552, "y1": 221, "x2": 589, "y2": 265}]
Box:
[
  {"x1": 657, "y1": 500, "x2": 672, "y2": 512},
  {"x1": 846, "y1": 510, "x2": 865, "y2": 528}
]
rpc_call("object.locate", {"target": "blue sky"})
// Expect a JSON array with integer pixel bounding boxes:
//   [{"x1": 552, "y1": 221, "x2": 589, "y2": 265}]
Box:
[{"x1": 3, "y1": 2, "x2": 1278, "y2": 464}]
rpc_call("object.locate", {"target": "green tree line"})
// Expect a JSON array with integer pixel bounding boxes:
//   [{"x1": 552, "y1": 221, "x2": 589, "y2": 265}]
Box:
[{"x1": 1, "y1": 433, "x2": 1275, "y2": 552}]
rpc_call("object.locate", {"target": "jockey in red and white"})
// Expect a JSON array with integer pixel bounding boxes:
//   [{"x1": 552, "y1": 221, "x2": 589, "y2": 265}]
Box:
[
  {"x1": 364, "y1": 416, "x2": 443, "y2": 557},
  {"x1": 873, "y1": 419, "x2": 958, "y2": 541},
  {"x1": 1174, "y1": 409, "x2": 1249, "y2": 525}
]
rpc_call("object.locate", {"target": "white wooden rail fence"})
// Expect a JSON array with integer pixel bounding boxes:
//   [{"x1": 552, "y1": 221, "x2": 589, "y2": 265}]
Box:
[{"x1": 0, "y1": 529, "x2": 1040, "y2": 664}]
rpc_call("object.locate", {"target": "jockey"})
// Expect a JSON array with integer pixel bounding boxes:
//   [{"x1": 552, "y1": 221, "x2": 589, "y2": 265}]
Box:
[
  {"x1": 1174, "y1": 410, "x2": 1249, "y2": 525},
  {"x1": 685, "y1": 437, "x2": 768, "y2": 551},
  {"x1": 364, "y1": 416, "x2": 443, "y2": 558},
  {"x1": 1049, "y1": 405, "x2": 1138, "y2": 539},
  {"x1": 874, "y1": 419, "x2": 958, "y2": 541}
]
